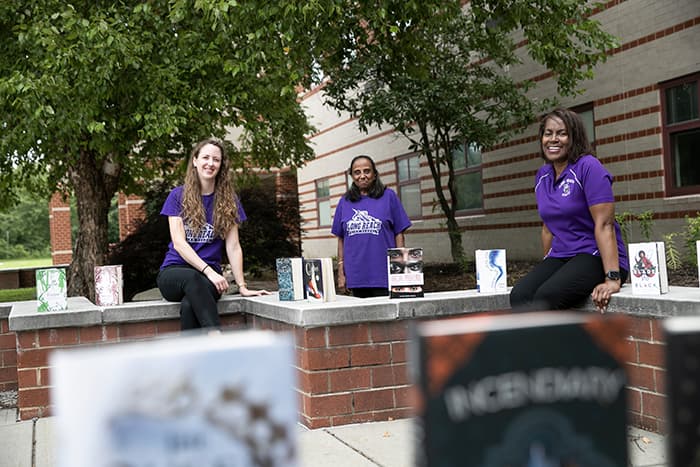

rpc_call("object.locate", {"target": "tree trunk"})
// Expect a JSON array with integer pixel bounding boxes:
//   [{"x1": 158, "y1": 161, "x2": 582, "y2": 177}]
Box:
[{"x1": 66, "y1": 148, "x2": 120, "y2": 300}]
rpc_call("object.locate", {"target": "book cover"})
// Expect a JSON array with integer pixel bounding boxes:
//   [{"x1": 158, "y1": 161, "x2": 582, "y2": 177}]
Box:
[
  {"x1": 51, "y1": 330, "x2": 299, "y2": 467},
  {"x1": 663, "y1": 317, "x2": 700, "y2": 467},
  {"x1": 411, "y1": 312, "x2": 630, "y2": 467},
  {"x1": 629, "y1": 242, "x2": 669, "y2": 295},
  {"x1": 276, "y1": 258, "x2": 305, "y2": 301},
  {"x1": 303, "y1": 258, "x2": 336, "y2": 302},
  {"x1": 303, "y1": 258, "x2": 324, "y2": 302},
  {"x1": 387, "y1": 247, "x2": 424, "y2": 298},
  {"x1": 475, "y1": 249, "x2": 507, "y2": 293},
  {"x1": 94, "y1": 265, "x2": 123, "y2": 306},
  {"x1": 36, "y1": 268, "x2": 67, "y2": 312}
]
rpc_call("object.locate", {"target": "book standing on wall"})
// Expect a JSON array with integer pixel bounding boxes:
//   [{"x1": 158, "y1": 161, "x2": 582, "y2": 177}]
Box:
[
  {"x1": 628, "y1": 242, "x2": 668, "y2": 295},
  {"x1": 36, "y1": 268, "x2": 67, "y2": 312},
  {"x1": 411, "y1": 311, "x2": 630, "y2": 467},
  {"x1": 275, "y1": 257, "x2": 305, "y2": 301},
  {"x1": 303, "y1": 257, "x2": 336, "y2": 302},
  {"x1": 663, "y1": 316, "x2": 700, "y2": 467},
  {"x1": 387, "y1": 247, "x2": 424, "y2": 298},
  {"x1": 474, "y1": 249, "x2": 507, "y2": 293},
  {"x1": 94, "y1": 265, "x2": 123, "y2": 306},
  {"x1": 51, "y1": 330, "x2": 299, "y2": 467}
]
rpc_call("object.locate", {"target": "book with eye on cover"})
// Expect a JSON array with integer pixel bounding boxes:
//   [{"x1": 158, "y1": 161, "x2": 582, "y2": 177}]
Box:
[
  {"x1": 276, "y1": 257, "x2": 305, "y2": 301},
  {"x1": 51, "y1": 330, "x2": 299, "y2": 467},
  {"x1": 411, "y1": 311, "x2": 630, "y2": 467},
  {"x1": 663, "y1": 316, "x2": 700, "y2": 467},
  {"x1": 629, "y1": 242, "x2": 668, "y2": 295},
  {"x1": 387, "y1": 247, "x2": 424, "y2": 298}
]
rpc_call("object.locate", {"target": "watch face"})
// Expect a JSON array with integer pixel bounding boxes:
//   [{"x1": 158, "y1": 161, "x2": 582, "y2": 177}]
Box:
[{"x1": 607, "y1": 271, "x2": 621, "y2": 280}]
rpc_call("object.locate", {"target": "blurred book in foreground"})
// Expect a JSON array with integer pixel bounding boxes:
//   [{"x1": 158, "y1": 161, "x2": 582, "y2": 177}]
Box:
[
  {"x1": 411, "y1": 311, "x2": 630, "y2": 467},
  {"x1": 51, "y1": 330, "x2": 298, "y2": 467}
]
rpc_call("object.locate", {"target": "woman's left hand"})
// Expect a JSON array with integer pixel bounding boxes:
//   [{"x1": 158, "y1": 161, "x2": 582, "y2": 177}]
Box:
[
  {"x1": 239, "y1": 285, "x2": 271, "y2": 297},
  {"x1": 591, "y1": 280, "x2": 622, "y2": 313}
]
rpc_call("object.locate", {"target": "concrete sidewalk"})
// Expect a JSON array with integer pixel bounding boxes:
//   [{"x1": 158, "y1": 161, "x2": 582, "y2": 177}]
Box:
[{"x1": 1, "y1": 407, "x2": 668, "y2": 466}]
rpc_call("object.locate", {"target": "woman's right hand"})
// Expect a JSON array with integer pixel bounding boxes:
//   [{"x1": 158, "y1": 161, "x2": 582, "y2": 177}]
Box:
[{"x1": 204, "y1": 268, "x2": 229, "y2": 294}]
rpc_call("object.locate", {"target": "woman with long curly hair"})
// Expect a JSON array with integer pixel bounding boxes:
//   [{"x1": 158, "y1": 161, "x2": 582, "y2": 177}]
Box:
[{"x1": 157, "y1": 138, "x2": 268, "y2": 330}]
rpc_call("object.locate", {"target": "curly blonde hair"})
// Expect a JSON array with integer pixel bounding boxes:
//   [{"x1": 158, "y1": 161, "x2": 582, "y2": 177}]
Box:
[{"x1": 180, "y1": 138, "x2": 240, "y2": 238}]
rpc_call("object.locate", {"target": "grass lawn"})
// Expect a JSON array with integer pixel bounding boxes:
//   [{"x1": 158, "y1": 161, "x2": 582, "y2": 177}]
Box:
[
  {"x1": 0, "y1": 287, "x2": 36, "y2": 302},
  {"x1": 0, "y1": 257, "x2": 52, "y2": 270}
]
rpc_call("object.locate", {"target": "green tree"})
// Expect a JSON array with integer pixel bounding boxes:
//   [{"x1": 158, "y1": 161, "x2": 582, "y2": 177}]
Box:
[
  {"x1": 319, "y1": 0, "x2": 618, "y2": 266},
  {"x1": 0, "y1": 189, "x2": 50, "y2": 259},
  {"x1": 1, "y1": 1, "x2": 324, "y2": 297}
]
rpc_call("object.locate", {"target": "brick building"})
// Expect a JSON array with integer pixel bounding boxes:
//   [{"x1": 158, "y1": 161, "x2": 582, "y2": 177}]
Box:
[{"x1": 297, "y1": 0, "x2": 700, "y2": 262}]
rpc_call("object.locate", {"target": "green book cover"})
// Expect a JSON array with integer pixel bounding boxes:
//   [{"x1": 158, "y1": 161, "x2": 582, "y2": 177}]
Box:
[
  {"x1": 412, "y1": 312, "x2": 630, "y2": 467},
  {"x1": 36, "y1": 268, "x2": 67, "y2": 312}
]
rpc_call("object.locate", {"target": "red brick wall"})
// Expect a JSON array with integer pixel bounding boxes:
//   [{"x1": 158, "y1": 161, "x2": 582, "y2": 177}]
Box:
[
  {"x1": 625, "y1": 315, "x2": 667, "y2": 433},
  {"x1": 14, "y1": 314, "x2": 247, "y2": 420},
  {"x1": 0, "y1": 317, "x2": 18, "y2": 391},
  {"x1": 118, "y1": 193, "x2": 146, "y2": 241},
  {"x1": 287, "y1": 318, "x2": 412, "y2": 429},
  {"x1": 48, "y1": 193, "x2": 72, "y2": 265},
  {"x1": 9, "y1": 312, "x2": 673, "y2": 432}
]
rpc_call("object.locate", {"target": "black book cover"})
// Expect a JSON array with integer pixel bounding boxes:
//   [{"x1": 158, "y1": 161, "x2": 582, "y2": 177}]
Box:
[
  {"x1": 411, "y1": 312, "x2": 630, "y2": 467},
  {"x1": 664, "y1": 317, "x2": 700, "y2": 467}
]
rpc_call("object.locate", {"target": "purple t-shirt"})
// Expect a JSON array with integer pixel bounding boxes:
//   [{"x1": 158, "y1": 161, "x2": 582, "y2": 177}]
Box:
[
  {"x1": 159, "y1": 186, "x2": 247, "y2": 273},
  {"x1": 534, "y1": 155, "x2": 629, "y2": 271},
  {"x1": 331, "y1": 188, "x2": 412, "y2": 288}
]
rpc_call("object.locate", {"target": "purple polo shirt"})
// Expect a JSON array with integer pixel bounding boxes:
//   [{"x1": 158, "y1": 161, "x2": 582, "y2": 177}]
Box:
[
  {"x1": 159, "y1": 186, "x2": 247, "y2": 273},
  {"x1": 331, "y1": 188, "x2": 412, "y2": 289},
  {"x1": 534, "y1": 155, "x2": 629, "y2": 271}
]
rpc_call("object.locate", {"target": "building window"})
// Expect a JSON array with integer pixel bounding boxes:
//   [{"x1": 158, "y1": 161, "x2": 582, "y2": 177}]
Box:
[
  {"x1": 316, "y1": 179, "x2": 331, "y2": 227},
  {"x1": 662, "y1": 73, "x2": 700, "y2": 196},
  {"x1": 572, "y1": 103, "x2": 596, "y2": 146},
  {"x1": 451, "y1": 142, "x2": 483, "y2": 212},
  {"x1": 396, "y1": 154, "x2": 422, "y2": 218}
]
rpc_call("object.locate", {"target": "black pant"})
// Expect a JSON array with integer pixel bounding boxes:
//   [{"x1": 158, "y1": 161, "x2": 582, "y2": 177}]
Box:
[
  {"x1": 157, "y1": 266, "x2": 221, "y2": 330},
  {"x1": 351, "y1": 287, "x2": 389, "y2": 298},
  {"x1": 509, "y1": 254, "x2": 628, "y2": 311}
]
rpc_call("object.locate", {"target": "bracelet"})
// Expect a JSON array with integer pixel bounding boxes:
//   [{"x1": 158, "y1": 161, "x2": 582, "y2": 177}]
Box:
[
  {"x1": 238, "y1": 282, "x2": 247, "y2": 288},
  {"x1": 201, "y1": 264, "x2": 210, "y2": 274},
  {"x1": 338, "y1": 260, "x2": 344, "y2": 264}
]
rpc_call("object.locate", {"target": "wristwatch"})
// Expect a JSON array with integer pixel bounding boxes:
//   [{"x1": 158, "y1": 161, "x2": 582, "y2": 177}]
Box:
[{"x1": 606, "y1": 270, "x2": 621, "y2": 281}]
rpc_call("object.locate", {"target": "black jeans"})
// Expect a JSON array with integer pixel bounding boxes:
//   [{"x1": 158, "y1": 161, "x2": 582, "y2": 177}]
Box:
[
  {"x1": 509, "y1": 254, "x2": 629, "y2": 311},
  {"x1": 157, "y1": 266, "x2": 221, "y2": 330},
  {"x1": 351, "y1": 287, "x2": 389, "y2": 298}
]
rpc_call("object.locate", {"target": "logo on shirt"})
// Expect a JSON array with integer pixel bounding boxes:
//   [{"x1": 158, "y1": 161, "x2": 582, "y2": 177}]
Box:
[
  {"x1": 346, "y1": 209, "x2": 382, "y2": 236},
  {"x1": 184, "y1": 222, "x2": 215, "y2": 243},
  {"x1": 560, "y1": 178, "x2": 575, "y2": 197}
]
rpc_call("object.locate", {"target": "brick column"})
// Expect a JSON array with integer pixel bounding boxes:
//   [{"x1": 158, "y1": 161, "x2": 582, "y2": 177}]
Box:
[
  {"x1": 118, "y1": 193, "x2": 146, "y2": 240},
  {"x1": 49, "y1": 193, "x2": 72, "y2": 265}
]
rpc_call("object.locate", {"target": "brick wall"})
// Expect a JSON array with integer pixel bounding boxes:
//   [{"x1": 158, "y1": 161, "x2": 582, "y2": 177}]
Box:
[
  {"x1": 252, "y1": 315, "x2": 413, "y2": 429},
  {"x1": 8, "y1": 310, "x2": 673, "y2": 432},
  {"x1": 48, "y1": 193, "x2": 72, "y2": 265},
  {"x1": 117, "y1": 193, "x2": 146, "y2": 241},
  {"x1": 14, "y1": 314, "x2": 247, "y2": 420},
  {"x1": 0, "y1": 316, "x2": 17, "y2": 391},
  {"x1": 625, "y1": 315, "x2": 667, "y2": 433}
]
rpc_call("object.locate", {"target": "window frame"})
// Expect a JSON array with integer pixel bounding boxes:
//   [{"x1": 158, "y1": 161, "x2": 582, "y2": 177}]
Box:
[
  {"x1": 451, "y1": 141, "x2": 484, "y2": 214},
  {"x1": 396, "y1": 152, "x2": 423, "y2": 219},
  {"x1": 315, "y1": 178, "x2": 332, "y2": 227},
  {"x1": 571, "y1": 102, "x2": 596, "y2": 148},
  {"x1": 661, "y1": 72, "x2": 700, "y2": 197}
]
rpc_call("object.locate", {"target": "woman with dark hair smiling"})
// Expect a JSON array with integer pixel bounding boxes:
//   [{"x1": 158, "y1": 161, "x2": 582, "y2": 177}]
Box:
[
  {"x1": 331, "y1": 155, "x2": 412, "y2": 297},
  {"x1": 509, "y1": 108, "x2": 628, "y2": 313}
]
